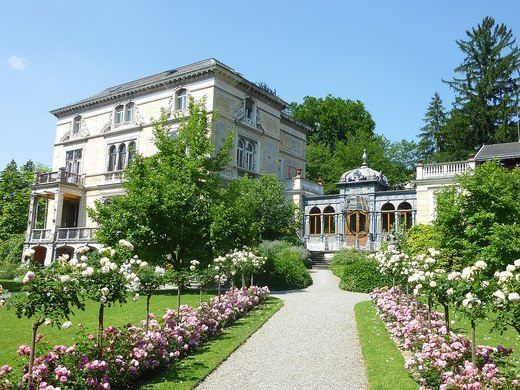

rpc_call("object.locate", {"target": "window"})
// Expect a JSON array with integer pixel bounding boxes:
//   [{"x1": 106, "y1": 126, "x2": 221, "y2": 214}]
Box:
[
  {"x1": 65, "y1": 149, "x2": 82, "y2": 174},
  {"x1": 323, "y1": 206, "x2": 335, "y2": 234},
  {"x1": 117, "y1": 143, "x2": 127, "y2": 170},
  {"x1": 114, "y1": 102, "x2": 135, "y2": 126},
  {"x1": 175, "y1": 88, "x2": 187, "y2": 110},
  {"x1": 236, "y1": 136, "x2": 257, "y2": 172},
  {"x1": 107, "y1": 145, "x2": 117, "y2": 172},
  {"x1": 115, "y1": 105, "x2": 124, "y2": 126},
  {"x1": 245, "y1": 97, "x2": 255, "y2": 120},
  {"x1": 309, "y1": 207, "x2": 321, "y2": 235},
  {"x1": 124, "y1": 103, "x2": 134, "y2": 122},
  {"x1": 398, "y1": 202, "x2": 413, "y2": 230},
  {"x1": 347, "y1": 211, "x2": 368, "y2": 236},
  {"x1": 381, "y1": 203, "x2": 395, "y2": 233},
  {"x1": 73, "y1": 116, "x2": 82, "y2": 134},
  {"x1": 287, "y1": 166, "x2": 298, "y2": 179},
  {"x1": 128, "y1": 141, "x2": 137, "y2": 163}
]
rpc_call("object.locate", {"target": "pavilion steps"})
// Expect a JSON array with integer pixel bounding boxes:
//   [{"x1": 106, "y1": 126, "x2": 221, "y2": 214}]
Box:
[{"x1": 310, "y1": 251, "x2": 330, "y2": 269}]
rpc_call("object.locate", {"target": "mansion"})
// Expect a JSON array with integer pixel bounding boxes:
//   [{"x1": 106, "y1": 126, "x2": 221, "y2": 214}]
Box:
[{"x1": 23, "y1": 59, "x2": 520, "y2": 264}]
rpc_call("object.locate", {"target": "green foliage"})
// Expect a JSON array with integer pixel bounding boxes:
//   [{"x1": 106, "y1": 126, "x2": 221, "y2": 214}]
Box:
[
  {"x1": 331, "y1": 249, "x2": 389, "y2": 293},
  {"x1": 434, "y1": 161, "x2": 520, "y2": 273},
  {"x1": 0, "y1": 233, "x2": 26, "y2": 266},
  {"x1": 257, "y1": 241, "x2": 312, "y2": 290},
  {"x1": 211, "y1": 175, "x2": 298, "y2": 253},
  {"x1": 439, "y1": 17, "x2": 519, "y2": 161},
  {"x1": 90, "y1": 99, "x2": 232, "y2": 268},
  {"x1": 417, "y1": 92, "x2": 447, "y2": 162},
  {"x1": 0, "y1": 279, "x2": 22, "y2": 291},
  {"x1": 402, "y1": 224, "x2": 441, "y2": 257}
]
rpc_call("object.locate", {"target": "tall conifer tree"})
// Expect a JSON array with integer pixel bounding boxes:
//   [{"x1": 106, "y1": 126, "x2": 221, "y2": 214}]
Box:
[{"x1": 418, "y1": 92, "x2": 447, "y2": 161}]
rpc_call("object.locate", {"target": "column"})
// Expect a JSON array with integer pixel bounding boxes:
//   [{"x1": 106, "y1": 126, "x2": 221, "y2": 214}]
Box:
[
  {"x1": 51, "y1": 189, "x2": 64, "y2": 235},
  {"x1": 26, "y1": 194, "x2": 37, "y2": 238}
]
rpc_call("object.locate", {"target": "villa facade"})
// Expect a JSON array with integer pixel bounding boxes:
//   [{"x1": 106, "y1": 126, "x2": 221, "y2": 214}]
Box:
[{"x1": 24, "y1": 59, "x2": 314, "y2": 265}]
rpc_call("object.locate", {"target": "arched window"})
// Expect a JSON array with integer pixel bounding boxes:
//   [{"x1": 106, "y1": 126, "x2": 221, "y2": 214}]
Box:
[
  {"x1": 176, "y1": 88, "x2": 187, "y2": 110},
  {"x1": 117, "y1": 143, "x2": 127, "y2": 170},
  {"x1": 115, "y1": 105, "x2": 124, "y2": 125},
  {"x1": 73, "y1": 116, "x2": 82, "y2": 134},
  {"x1": 128, "y1": 141, "x2": 137, "y2": 163},
  {"x1": 398, "y1": 202, "x2": 413, "y2": 230},
  {"x1": 237, "y1": 138, "x2": 244, "y2": 168},
  {"x1": 381, "y1": 203, "x2": 395, "y2": 233},
  {"x1": 245, "y1": 141, "x2": 255, "y2": 171},
  {"x1": 124, "y1": 102, "x2": 134, "y2": 122},
  {"x1": 323, "y1": 206, "x2": 335, "y2": 234},
  {"x1": 309, "y1": 207, "x2": 321, "y2": 235},
  {"x1": 245, "y1": 97, "x2": 255, "y2": 120},
  {"x1": 107, "y1": 145, "x2": 117, "y2": 171},
  {"x1": 345, "y1": 196, "x2": 369, "y2": 237}
]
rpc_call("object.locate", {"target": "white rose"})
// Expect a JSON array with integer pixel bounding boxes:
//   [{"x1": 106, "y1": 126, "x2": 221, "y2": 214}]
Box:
[
  {"x1": 481, "y1": 281, "x2": 489, "y2": 288},
  {"x1": 190, "y1": 265, "x2": 196, "y2": 271},
  {"x1": 508, "y1": 293, "x2": 520, "y2": 302},
  {"x1": 59, "y1": 275, "x2": 71, "y2": 283},
  {"x1": 118, "y1": 239, "x2": 134, "y2": 251},
  {"x1": 62, "y1": 321, "x2": 72, "y2": 329},
  {"x1": 109, "y1": 262, "x2": 117, "y2": 271},
  {"x1": 506, "y1": 264, "x2": 516, "y2": 273},
  {"x1": 101, "y1": 265, "x2": 110, "y2": 273},
  {"x1": 429, "y1": 281, "x2": 437, "y2": 288},
  {"x1": 514, "y1": 259, "x2": 520, "y2": 267},
  {"x1": 446, "y1": 288, "x2": 454, "y2": 296},
  {"x1": 155, "y1": 266, "x2": 165, "y2": 275},
  {"x1": 461, "y1": 267, "x2": 473, "y2": 280},
  {"x1": 493, "y1": 290, "x2": 506, "y2": 301},
  {"x1": 82, "y1": 267, "x2": 94, "y2": 277},
  {"x1": 497, "y1": 271, "x2": 513, "y2": 282},
  {"x1": 23, "y1": 248, "x2": 35, "y2": 259}
]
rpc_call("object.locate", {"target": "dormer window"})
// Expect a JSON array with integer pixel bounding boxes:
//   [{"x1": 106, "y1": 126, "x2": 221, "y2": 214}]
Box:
[
  {"x1": 175, "y1": 88, "x2": 187, "y2": 110},
  {"x1": 124, "y1": 102, "x2": 134, "y2": 122},
  {"x1": 114, "y1": 102, "x2": 135, "y2": 127},
  {"x1": 115, "y1": 105, "x2": 124, "y2": 126},
  {"x1": 72, "y1": 116, "x2": 82, "y2": 134}
]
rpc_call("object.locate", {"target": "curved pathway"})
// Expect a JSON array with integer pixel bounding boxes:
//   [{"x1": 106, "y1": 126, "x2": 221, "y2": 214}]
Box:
[{"x1": 198, "y1": 269, "x2": 370, "y2": 390}]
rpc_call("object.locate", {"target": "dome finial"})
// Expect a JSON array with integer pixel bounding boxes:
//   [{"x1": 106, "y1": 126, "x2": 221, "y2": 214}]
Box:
[{"x1": 362, "y1": 149, "x2": 367, "y2": 166}]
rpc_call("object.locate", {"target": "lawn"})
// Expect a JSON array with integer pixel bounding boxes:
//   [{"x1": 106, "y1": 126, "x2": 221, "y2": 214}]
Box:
[
  {"x1": 142, "y1": 297, "x2": 284, "y2": 389},
  {"x1": 355, "y1": 301, "x2": 418, "y2": 390},
  {"x1": 0, "y1": 279, "x2": 22, "y2": 292},
  {"x1": 0, "y1": 290, "x2": 216, "y2": 368},
  {"x1": 355, "y1": 300, "x2": 520, "y2": 390}
]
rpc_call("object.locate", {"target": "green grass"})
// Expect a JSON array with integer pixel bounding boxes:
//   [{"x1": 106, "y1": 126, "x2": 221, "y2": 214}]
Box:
[
  {"x1": 355, "y1": 301, "x2": 418, "y2": 390},
  {"x1": 0, "y1": 290, "x2": 216, "y2": 368},
  {"x1": 142, "y1": 297, "x2": 283, "y2": 389}
]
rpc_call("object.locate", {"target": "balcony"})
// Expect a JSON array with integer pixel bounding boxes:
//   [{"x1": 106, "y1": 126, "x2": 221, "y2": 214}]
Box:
[
  {"x1": 35, "y1": 168, "x2": 84, "y2": 187},
  {"x1": 285, "y1": 176, "x2": 324, "y2": 195},
  {"x1": 57, "y1": 228, "x2": 99, "y2": 241},
  {"x1": 30, "y1": 229, "x2": 52, "y2": 241},
  {"x1": 416, "y1": 160, "x2": 476, "y2": 180}
]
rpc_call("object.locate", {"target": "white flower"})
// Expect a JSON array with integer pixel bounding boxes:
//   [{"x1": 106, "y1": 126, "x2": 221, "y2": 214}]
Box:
[
  {"x1": 59, "y1": 275, "x2": 71, "y2": 283},
  {"x1": 429, "y1": 281, "x2": 437, "y2": 288},
  {"x1": 190, "y1": 265, "x2": 196, "y2": 271},
  {"x1": 100, "y1": 287, "x2": 109, "y2": 296},
  {"x1": 514, "y1": 259, "x2": 520, "y2": 267},
  {"x1": 140, "y1": 261, "x2": 148, "y2": 268},
  {"x1": 23, "y1": 271, "x2": 35, "y2": 284},
  {"x1": 99, "y1": 257, "x2": 110, "y2": 266},
  {"x1": 100, "y1": 296, "x2": 107, "y2": 304},
  {"x1": 44, "y1": 318, "x2": 53, "y2": 326},
  {"x1": 109, "y1": 262, "x2": 117, "y2": 271},
  {"x1": 508, "y1": 293, "x2": 520, "y2": 302},
  {"x1": 118, "y1": 239, "x2": 134, "y2": 251},
  {"x1": 62, "y1": 254, "x2": 70, "y2": 260},
  {"x1": 446, "y1": 288, "x2": 454, "y2": 296},
  {"x1": 75, "y1": 246, "x2": 90, "y2": 255},
  {"x1": 506, "y1": 264, "x2": 516, "y2": 273},
  {"x1": 82, "y1": 267, "x2": 94, "y2": 277},
  {"x1": 69, "y1": 258, "x2": 78, "y2": 267},
  {"x1": 474, "y1": 260, "x2": 487, "y2": 270},
  {"x1": 461, "y1": 267, "x2": 473, "y2": 280},
  {"x1": 190, "y1": 260, "x2": 200, "y2": 266},
  {"x1": 493, "y1": 290, "x2": 506, "y2": 301},
  {"x1": 101, "y1": 265, "x2": 110, "y2": 273},
  {"x1": 22, "y1": 248, "x2": 35, "y2": 259},
  {"x1": 155, "y1": 266, "x2": 165, "y2": 275},
  {"x1": 448, "y1": 271, "x2": 461, "y2": 281},
  {"x1": 481, "y1": 281, "x2": 489, "y2": 288},
  {"x1": 62, "y1": 321, "x2": 72, "y2": 329},
  {"x1": 132, "y1": 293, "x2": 139, "y2": 302},
  {"x1": 497, "y1": 271, "x2": 513, "y2": 282}
]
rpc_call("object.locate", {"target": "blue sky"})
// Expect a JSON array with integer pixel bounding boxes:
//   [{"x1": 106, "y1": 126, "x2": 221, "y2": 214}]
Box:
[{"x1": 1, "y1": 0, "x2": 519, "y2": 168}]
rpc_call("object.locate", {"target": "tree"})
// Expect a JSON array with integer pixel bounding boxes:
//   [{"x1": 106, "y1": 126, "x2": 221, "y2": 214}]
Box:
[
  {"x1": 442, "y1": 16, "x2": 520, "y2": 159},
  {"x1": 290, "y1": 95, "x2": 376, "y2": 147},
  {"x1": 435, "y1": 161, "x2": 520, "y2": 273},
  {"x1": 90, "y1": 99, "x2": 232, "y2": 269},
  {"x1": 210, "y1": 174, "x2": 299, "y2": 254},
  {"x1": 417, "y1": 92, "x2": 447, "y2": 161}
]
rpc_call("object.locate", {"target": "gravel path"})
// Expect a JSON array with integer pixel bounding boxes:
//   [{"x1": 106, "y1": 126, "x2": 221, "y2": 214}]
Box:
[{"x1": 197, "y1": 269, "x2": 370, "y2": 390}]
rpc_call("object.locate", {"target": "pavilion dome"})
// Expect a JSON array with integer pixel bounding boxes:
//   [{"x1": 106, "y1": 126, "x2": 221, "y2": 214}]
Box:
[{"x1": 339, "y1": 150, "x2": 389, "y2": 186}]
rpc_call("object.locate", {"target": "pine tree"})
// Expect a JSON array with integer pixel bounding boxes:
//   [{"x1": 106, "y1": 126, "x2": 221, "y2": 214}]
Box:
[
  {"x1": 443, "y1": 16, "x2": 519, "y2": 158},
  {"x1": 418, "y1": 92, "x2": 447, "y2": 161}
]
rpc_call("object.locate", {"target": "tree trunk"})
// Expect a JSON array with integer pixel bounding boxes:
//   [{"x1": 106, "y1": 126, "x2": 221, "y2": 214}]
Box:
[
  {"x1": 27, "y1": 321, "x2": 41, "y2": 390},
  {"x1": 98, "y1": 304, "x2": 105, "y2": 357},
  {"x1": 177, "y1": 283, "x2": 181, "y2": 316},
  {"x1": 443, "y1": 303, "x2": 450, "y2": 335},
  {"x1": 217, "y1": 279, "x2": 221, "y2": 302},
  {"x1": 145, "y1": 294, "x2": 151, "y2": 332},
  {"x1": 241, "y1": 273, "x2": 245, "y2": 289},
  {"x1": 427, "y1": 296, "x2": 432, "y2": 325},
  {"x1": 471, "y1": 320, "x2": 476, "y2": 364},
  {"x1": 250, "y1": 273, "x2": 254, "y2": 287}
]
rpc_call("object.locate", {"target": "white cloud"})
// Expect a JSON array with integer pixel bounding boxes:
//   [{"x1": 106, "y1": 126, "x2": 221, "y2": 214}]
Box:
[{"x1": 7, "y1": 55, "x2": 29, "y2": 70}]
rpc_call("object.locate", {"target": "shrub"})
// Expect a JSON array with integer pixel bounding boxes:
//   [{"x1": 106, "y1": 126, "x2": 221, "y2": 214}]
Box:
[
  {"x1": 258, "y1": 241, "x2": 312, "y2": 290},
  {"x1": 402, "y1": 224, "x2": 441, "y2": 257},
  {"x1": 0, "y1": 263, "x2": 19, "y2": 280},
  {"x1": 331, "y1": 249, "x2": 389, "y2": 293},
  {"x1": 0, "y1": 233, "x2": 25, "y2": 266}
]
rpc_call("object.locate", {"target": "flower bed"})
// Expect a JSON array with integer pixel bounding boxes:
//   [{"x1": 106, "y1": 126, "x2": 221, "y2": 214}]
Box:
[
  {"x1": 371, "y1": 287, "x2": 519, "y2": 389},
  {"x1": 0, "y1": 286, "x2": 270, "y2": 389}
]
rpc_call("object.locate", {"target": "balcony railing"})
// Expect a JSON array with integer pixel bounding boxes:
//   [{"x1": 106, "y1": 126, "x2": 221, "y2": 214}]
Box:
[
  {"x1": 416, "y1": 160, "x2": 475, "y2": 180},
  {"x1": 57, "y1": 228, "x2": 99, "y2": 241},
  {"x1": 30, "y1": 229, "x2": 51, "y2": 241},
  {"x1": 35, "y1": 169, "x2": 84, "y2": 186},
  {"x1": 284, "y1": 177, "x2": 324, "y2": 195}
]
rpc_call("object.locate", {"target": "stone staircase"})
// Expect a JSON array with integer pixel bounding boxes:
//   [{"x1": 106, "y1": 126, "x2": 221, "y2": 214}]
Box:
[{"x1": 310, "y1": 251, "x2": 330, "y2": 269}]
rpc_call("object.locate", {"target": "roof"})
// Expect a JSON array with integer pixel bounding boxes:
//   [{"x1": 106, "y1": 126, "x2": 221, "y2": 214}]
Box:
[
  {"x1": 474, "y1": 142, "x2": 520, "y2": 161},
  {"x1": 338, "y1": 150, "x2": 390, "y2": 187},
  {"x1": 50, "y1": 58, "x2": 290, "y2": 117}
]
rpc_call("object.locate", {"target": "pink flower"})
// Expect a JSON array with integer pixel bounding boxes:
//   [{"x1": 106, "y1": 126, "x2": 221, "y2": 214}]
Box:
[{"x1": 22, "y1": 271, "x2": 35, "y2": 284}]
